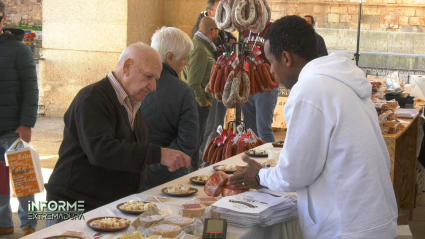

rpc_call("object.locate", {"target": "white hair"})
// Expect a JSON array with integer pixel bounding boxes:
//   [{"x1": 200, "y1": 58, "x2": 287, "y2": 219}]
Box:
[
  {"x1": 151, "y1": 26, "x2": 193, "y2": 63},
  {"x1": 118, "y1": 42, "x2": 161, "y2": 66}
]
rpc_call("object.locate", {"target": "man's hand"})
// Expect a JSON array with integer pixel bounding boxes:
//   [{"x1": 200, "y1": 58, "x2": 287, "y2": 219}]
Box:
[
  {"x1": 229, "y1": 39, "x2": 236, "y2": 44},
  {"x1": 229, "y1": 155, "x2": 263, "y2": 189},
  {"x1": 161, "y1": 148, "x2": 191, "y2": 172},
  {"x1": 205, "y1": 101, "x2": 212, "y2": 107},
  {"x1": 15, "y1": 126, "x2": 32, "y2": 143}
]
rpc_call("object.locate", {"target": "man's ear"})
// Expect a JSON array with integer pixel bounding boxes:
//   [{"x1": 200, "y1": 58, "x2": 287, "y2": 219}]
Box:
[
  {"x1": 166, "y1": 52, "x2": 173, "y2": 65},
  {"x1": 281, "y1": 51, "x2": 292, "y2": 67},
  {"x1": 123, "y1": 58, "x2": 133, "y2": 76}
]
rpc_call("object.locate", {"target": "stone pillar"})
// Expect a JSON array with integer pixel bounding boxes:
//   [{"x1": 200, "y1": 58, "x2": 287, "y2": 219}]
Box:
[
  {"x1": 164, "y1": 0, "x2": 205, "y2": 36},
  {"x1": 40, "y1": 0, "x2": 165, "y2": 117}
]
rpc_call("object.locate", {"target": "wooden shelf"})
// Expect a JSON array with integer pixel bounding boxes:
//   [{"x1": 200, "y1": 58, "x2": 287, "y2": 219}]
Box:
[{"x1": 384, "y1": 102, "x2": 423, "y2": 224}]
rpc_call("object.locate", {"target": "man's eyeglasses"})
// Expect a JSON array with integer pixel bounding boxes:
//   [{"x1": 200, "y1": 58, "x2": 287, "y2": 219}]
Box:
[{"x1": 211, "y1": 28, "x2": 219, "y2": 31}]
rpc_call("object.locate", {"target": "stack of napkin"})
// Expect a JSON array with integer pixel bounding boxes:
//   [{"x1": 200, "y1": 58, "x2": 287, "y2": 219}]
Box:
[{"x1": 211, "y1": 189, "x2": 298, "y2": 227}]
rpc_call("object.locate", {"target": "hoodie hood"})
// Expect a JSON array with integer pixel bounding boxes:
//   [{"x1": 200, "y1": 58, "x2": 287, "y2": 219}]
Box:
[
  {"x1": 299, "y1": 52, "x2": 371, "y2": 99},
  {"x1": 0, "y1": 28, "x2": 25, "y2": 43}
]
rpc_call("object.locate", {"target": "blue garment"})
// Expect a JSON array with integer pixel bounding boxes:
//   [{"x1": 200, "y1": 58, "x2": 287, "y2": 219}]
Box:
[
  {"x1": 141, "y1": 63, "x2": 199, "y2": 187},
  {"x1": 241, "y1": 88, "x2": 279, "y2": 143},
  {"x1": 0, "y1": 28, "x2": 38, "y2": 132},
  {"x1": 0, "y1": 130, "x2": 37, "y2": 230}
]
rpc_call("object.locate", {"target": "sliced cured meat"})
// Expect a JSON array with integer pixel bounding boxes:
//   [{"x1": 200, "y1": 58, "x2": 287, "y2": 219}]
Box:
[
  {"x1": 222, "y1": 184, "x2": 249, "y2": 196},
  {"x1": 204, "y1": 171, "x2": 229, "y2": 197}
]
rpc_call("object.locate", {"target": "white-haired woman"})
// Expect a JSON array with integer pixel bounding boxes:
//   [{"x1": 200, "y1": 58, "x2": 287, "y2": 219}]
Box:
[{"x1": 141, "y1": 27, "x2": 200, "y2": 191}]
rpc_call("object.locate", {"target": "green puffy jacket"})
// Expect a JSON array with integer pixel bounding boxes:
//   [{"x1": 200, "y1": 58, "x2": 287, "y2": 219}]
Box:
[
  {"x1": 183, "y1": 35, "x2": 215, "y2": 107},
  {"x1": 0, "y1": 28, "x2": 38, "y2": 132}
]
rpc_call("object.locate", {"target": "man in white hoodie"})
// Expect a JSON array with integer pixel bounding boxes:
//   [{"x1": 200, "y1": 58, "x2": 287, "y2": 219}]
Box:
[{"x1": 229, "y1": 16, "x2": 398, "y2": 239}]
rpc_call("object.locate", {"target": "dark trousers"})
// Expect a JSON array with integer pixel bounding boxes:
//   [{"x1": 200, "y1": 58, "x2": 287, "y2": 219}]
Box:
[
  {"x1": 199, "y1": 100, "x2": 227, "y2": 167},
  {"x1": 190, "y1": 104, "x2": 211, "y2": 172},
  {"x1": 142, "y1": 164, "x2": 187, "y2": 191}
]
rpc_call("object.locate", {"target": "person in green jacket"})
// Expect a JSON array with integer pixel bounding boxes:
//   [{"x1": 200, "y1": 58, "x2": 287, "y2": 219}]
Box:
[
  {"x1": 183, "y1": 16, "x2": 218, "y2": 172},
  {"x1": 0, "y1": 1, "x2": 38, "y2": 236}
]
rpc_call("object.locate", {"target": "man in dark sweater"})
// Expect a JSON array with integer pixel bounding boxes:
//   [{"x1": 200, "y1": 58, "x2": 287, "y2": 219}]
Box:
[
  {"x1": 0, "y1": 1, "x2": 38, "y2": 236},
  {"x1": 304, "y1": 15, "x2": 328, "y2": 57},
  {"x1": 141, "y1": 27, "x2": 199, "y2": 190},
  {"x1": 45, "y1": 43, "x2": 190, "y2": 227}
]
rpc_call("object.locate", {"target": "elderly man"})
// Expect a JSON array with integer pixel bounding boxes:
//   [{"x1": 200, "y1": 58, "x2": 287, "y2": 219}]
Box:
[
  {"x1": 141, "y1": 27, "x2": 199, "y2": 191},
  {"x1": 45, "y1": 43, "x2": 190, "y2": 226},
  {"x1": 183, "y1": 16, "x2": 218, "y2": 172},
  {"x1": 0, "y1": 1, "x2": 38, "y2": 235},
  {"x1": 230, "y1": 16, "x2": 398, "y2": 238}
]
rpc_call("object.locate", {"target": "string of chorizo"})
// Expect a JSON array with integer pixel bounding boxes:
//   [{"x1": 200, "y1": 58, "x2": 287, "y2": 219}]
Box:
[
  {"x1": 264, "y1": 63, "x2": 279, "y2": 88},
  {"x1": 235, "y1": 0, "x2": 256, "y2": 27},
  {"x1": 248, "y1": 0, "x2": 264, "y2": 33},
  {"x1": 263, "y1": 0, "x2": 271, "y2": 24},
  {"x1": 235, "y1": 71, "x2": 250, "y2": 103},
  {"x1": 222, "y1": 70, "x2": 235, "y2": 103},
  {"x1": 231, "y1": 0, "x2": 245, "y2": 31},
  {"x1": 256, "y1": 64, "x2": 269, "y2": 89},
  {"x1": 225, "y1": 72, "x2": 241, "y2": 107},
  {"x1": 214, "y1": 68, "x2": 224, "y2": 93},
  {"x1": 202, "y1": 139, "x2": 214, "y2": 162},
  {"x1": 254, "y1": 68, "x2": 265, "y2": 93},
  {"x1": 215, "y1": 0, "x2": 226, "y2": 30}
]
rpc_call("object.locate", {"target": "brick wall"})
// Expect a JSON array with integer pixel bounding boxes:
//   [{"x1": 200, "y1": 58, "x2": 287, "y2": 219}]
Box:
[
  {"x1": 2, "y1": 0, "x2": 42, "y2": 27},
  {"x1": 2, "y1": 0, "x2": 424, "y2": 32},
  {"x1": 269, "y1": 0, "x2": 425, "y2": 32}
]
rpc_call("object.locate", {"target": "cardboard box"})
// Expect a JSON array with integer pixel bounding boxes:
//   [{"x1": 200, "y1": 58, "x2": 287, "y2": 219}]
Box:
[
  {"x1": 272, "y1": 96, "x2": 287, "y2": 129},
  {"x1": 272, "y1": 86, "x2": 291, "y2": 129},
  {"x1": 397, "y1": 208, "x2": 409, "y2": 225},
  {"x1": 396, "y1": 225, "x2": 412, "y2": 239}
]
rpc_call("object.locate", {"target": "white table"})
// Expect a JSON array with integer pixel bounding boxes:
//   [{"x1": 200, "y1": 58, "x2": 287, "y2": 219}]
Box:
[{"x1": 23, "y1": 143, "x2": 302, "y2": 239}]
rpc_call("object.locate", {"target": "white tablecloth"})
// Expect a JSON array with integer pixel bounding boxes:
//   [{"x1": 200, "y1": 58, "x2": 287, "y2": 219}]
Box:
[{"x1": 23, "y1": 143, "x2": 302, "y2": 239}]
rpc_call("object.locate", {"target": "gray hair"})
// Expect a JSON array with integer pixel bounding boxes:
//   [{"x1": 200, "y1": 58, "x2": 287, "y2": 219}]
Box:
[
  {"x1": 151, "y1": 26, "x2": 193, "y2": 63},
  {"x1": 206, "y1": 0, "x2": 219, "y2": 12}
]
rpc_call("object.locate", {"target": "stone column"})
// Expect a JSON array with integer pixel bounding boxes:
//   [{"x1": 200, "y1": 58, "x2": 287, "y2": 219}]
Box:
[{"x1": 40, "y1": 0, "x2": 164, "y2": 117}]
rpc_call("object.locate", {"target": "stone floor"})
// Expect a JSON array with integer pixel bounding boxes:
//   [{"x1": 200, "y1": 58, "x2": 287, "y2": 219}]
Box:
[{"x1": 1, "y1": 117, "x2": 424, "y2": 238}]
